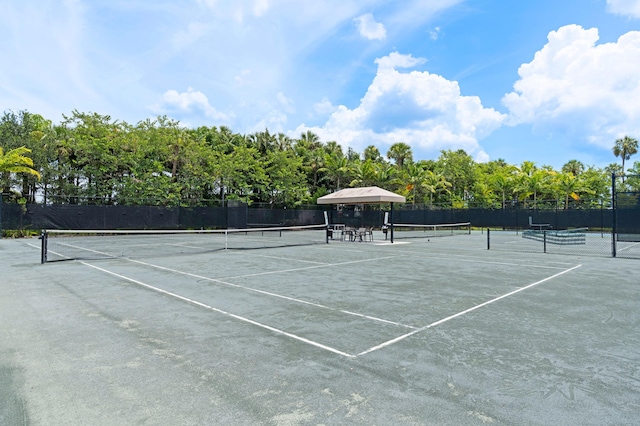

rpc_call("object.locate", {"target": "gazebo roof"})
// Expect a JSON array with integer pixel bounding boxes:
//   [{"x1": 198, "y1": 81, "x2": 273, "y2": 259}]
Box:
[{"x1": 317, "y1": 186, "x2": 406, "y2": 204}]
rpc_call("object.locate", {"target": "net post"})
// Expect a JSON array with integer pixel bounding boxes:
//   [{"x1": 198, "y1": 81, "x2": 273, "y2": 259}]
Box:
[
  {"x1": 487, "y1": 228, "x2": 490, "y2": 250},
  {"x1": 40, "y1": 230, "x2": 48, "y2": 264},
  {"x1": 324, "y1": 210, "x2": 330, "y2": 244},
  {"x1": 543, "y1": 230, "x2": 547, "y2": 253},
  {"x1": 611, "y1": 172, "x2": 617, "y2": 257}
]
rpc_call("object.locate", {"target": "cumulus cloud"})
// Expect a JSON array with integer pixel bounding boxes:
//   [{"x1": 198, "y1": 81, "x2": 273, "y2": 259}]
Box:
[
  {"x1": 354, "y1": 13, "x2": 387, "y2": 40},
  {"x1": 312, "y1": 98, "x2": 336, "y2": 117},
  {"x1": 154, "y1": 87, "x2": 230, "y2": 121},
  {"x1": 295, "y1": 52, "x2": 506, "y2": 158},
  {"x1": 502, "y1": 25, "x2": 640, "y2": 147},
  {"x1": 606, "y1": 0, "x2": 640, "y2": 18}
]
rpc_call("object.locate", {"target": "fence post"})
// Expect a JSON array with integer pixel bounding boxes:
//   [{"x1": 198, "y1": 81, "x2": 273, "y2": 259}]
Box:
[{"x1": 611, "y1": 173, "x2": 617, "y2": 258}]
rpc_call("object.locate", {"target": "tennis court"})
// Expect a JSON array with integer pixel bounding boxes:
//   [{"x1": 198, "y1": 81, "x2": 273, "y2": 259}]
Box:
[{"x1": 1, "y1": 229, "x2": 639, "y2": 425}]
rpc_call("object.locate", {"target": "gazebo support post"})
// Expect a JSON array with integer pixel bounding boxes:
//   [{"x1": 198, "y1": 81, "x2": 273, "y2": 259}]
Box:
[{"x1": 390, "y1": 202, "x2": 395, "y2": 243}]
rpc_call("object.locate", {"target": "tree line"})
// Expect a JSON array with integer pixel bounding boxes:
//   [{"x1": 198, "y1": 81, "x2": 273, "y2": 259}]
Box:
[{"x1": 1, "y1": 110, "x2": 639, "y2": 209}]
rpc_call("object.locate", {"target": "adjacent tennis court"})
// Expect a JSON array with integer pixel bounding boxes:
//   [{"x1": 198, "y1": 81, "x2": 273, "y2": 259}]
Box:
[{"x1": 1, "y1": 229, "x2": 638, "y2": 425}]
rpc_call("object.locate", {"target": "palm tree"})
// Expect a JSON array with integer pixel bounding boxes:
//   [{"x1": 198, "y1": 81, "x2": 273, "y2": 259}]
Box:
[
  {"x1": 298, "y1": 130, "x2": 321, "y2": 150},
  {"x1": 0, "y1": 146, "x2": 41, "y2": 178},
  {"x1": 423, "y1": 170, "x2": 451, "y2": 208},
  {"x1": 275, "y1": 133, "x2": 293, "y2": 151},
  {"x1": 404, "y1": 162, "x2": 428, "y2": 205},
  {"x1": 491, "y1": 171, "x2": 515, "y2": 209},
  {"x1": 349, "y1": 159, "x2": 378, "y2": 187},
  {"x1": 363, "y1": 145, "x2": 383, "y2": 162},
  {"x1": 386, "y1": 142, "x2": 413, "y2": 168},
  {"x1": 323, "y1": 152, "x2": 349, "y2": 191},
  {"x1": 323, "y1": 141, "x2": 343, "y2": 157},
  {"x1": 554, "y1": 172, "x2": 590, "y2": 209},
  {"x1": 613, "y1": 135, "x2": 638, "y2": 175},
  {"x1": 306, "y1": 148, "x2": 325, "y2": 192},
  {"x1": 561, "y1": 159, "x2": 584, "y2": 176},
  {"x1": 374, "y1": 163, "x2": 397, "y2": 189},
  {"x1": 516, "y1": 168, "x2": 549, "y2": 209}
]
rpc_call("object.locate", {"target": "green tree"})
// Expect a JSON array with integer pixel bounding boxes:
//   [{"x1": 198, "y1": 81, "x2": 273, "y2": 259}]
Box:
[
  {"x1": 386, "y1": 142, "x2": 413, "y2": 168},
  {"x1": 423, "y1": 170, "x2": 451, "y2": 207},
  {"x1": 296, "y1": 130, "x2": 321, "y2": 154},
  {"x1": 488, "y1": 166, "x2": 517, "y2": 209},
  {"x1": 323, "y1": 152, "x2": 349, "y2": 191},
  {"x1": 626, "y1": 162, "x2": 640, "y2": 191},
  {"x1": 349, "y1": 159, "x2": 378, "y2": 187},
  {"x1": 515, "y1": 165, "x2": 552, "y2": 209},
  {"x1": 437, "y1": 149, "x2": 476, "y2": 203},
  {"x1": 0, "y1": 111, "x2": 55, "y2": 201},
  {"x1": 264, "y1": 150, "x2": 306, "y2": 206},
  {"x1": 562, "y1": 159, "x2": 584, "y2": 176},
  {"x1": 403, "y1": 162, "x2": 429, "y2": 205},
  {"x1": 374, "y1": 162, "x2": 397, "y2": 190},
  {"x1": 0, "y1": 146, "x2": 41, "y2": 178},
  {"x1": 552, "y1": 171, "x2": 591, "y2": 209},
  {"x1": 613, "y1": 135, "x2": 638, "y2": 175},
  {"x1": 363, "y1": 145, "x2": 383, "y2": 162},
  {"x1": 305, "y1": 148, "x2": 325, "y2": 193}
]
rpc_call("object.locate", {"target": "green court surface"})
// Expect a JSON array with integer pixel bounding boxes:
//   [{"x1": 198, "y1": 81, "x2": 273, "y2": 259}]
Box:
[{"x1": 1, "y1": 231, "x2": 639, "y2": 425}]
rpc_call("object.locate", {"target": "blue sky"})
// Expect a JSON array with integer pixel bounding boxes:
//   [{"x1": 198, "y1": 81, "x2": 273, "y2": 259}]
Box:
[{"x1": 2, "y1": 0, "x2": 640, "y2": 170}]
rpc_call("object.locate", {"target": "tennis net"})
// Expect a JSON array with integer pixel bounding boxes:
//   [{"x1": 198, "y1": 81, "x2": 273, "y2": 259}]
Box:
[
  {"x1": 40, "y1": 224, "x2": 327, "y2": 263},
  {"x1": 389, "y1": 222, "x2": 471, "y2": 240}
]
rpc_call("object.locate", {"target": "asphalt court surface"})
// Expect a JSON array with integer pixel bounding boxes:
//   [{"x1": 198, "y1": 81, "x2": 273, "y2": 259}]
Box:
[{"x1": 2, "y1": 232, "x2": 639, "y2": 425}]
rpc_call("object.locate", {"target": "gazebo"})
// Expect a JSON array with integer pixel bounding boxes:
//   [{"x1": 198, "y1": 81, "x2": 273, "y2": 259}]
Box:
[{"x1": 317, "y1": 186, "x2": 406, "y2": 242}]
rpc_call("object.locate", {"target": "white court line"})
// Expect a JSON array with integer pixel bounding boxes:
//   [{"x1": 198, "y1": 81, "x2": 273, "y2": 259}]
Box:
[
  {"x1": 225, "y1": 255, "x2": 402, "y2": 279},
  {"x1": 617, "y1": 241, "x2": 640, "y2": 252},
  {"x1": 357, "y1": 264, "x2": 583, "y2": 357},
  {"x1": 81, "y1": 261, "x2": 356, "y2": 358},
  {"x1": 43, "y1": 240, "x2": 413, "y2": 329},
  {"x1": 416, "y1": 256, "x2": 570, "y2": 271},
  {"x1": 251, "y1": 253, "x2": 328, "y2": 265},
  {"x1": 383, "y1": 250, "x2": 574, "y2": 270},
  {"x1": 126, "y1": 257, "x2": 415, "y2": 330}
]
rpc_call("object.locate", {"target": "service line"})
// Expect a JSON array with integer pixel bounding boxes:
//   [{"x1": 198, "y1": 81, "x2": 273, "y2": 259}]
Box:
[
  {"x1": 357, "y1": 264, "x2": 583, "y2": 357},
  {"x1": 81, "y1": 261, "x2": 357, "y2": 359},
  {"x1": 126, "y1": 256, "x2": 414, "y2": 330}
]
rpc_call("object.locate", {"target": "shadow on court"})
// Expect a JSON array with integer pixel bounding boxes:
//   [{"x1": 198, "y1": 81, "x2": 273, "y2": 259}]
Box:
[{"x1": 1, "y1": 232, "x2": 639, "y2": 425}]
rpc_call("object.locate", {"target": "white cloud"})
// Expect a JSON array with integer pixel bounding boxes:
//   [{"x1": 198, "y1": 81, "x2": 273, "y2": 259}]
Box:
[
  {"x1": 502, "y1": 25, "x2": 640, "y2": 148},
  {"x1": 294, "y1": 52, "x2": 506, "y2": 158},
  {"x1": 428, "y1": 27, "x2": 441, "y2": 41},
  {"x1": 313, "y1": 98, "x2": 336, "y2": 117},
  {"x1": 354, "y1": 13, "x2": 387, "y2": 40},
  {"x1": 171, "y1": 22, "x2": 209, "y2": 50},
  {"x1": 606, "y1": 0, "x2": 640, "y2": 18},
  {"x1": 276, "y1": 92, "x2": 295, "y2": 114},
  {"x1": 196, "y1": 0, "x2": 272, "y2": 22},
  {"x1": 0, "y1": 0, "x2": 472, "y2": 133},
  {"x1": 252, "y1": 0, "x2": 270, "y2": 17},
  {"x1": 475, "y1": 150, "x2": 490, "y2": 163},
  {"x1": 374, "y1": 51, "x2": 425, "y2": 70},
  {"x1": 154, "y1": 87, "x2": 230, "y2": 121}
]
